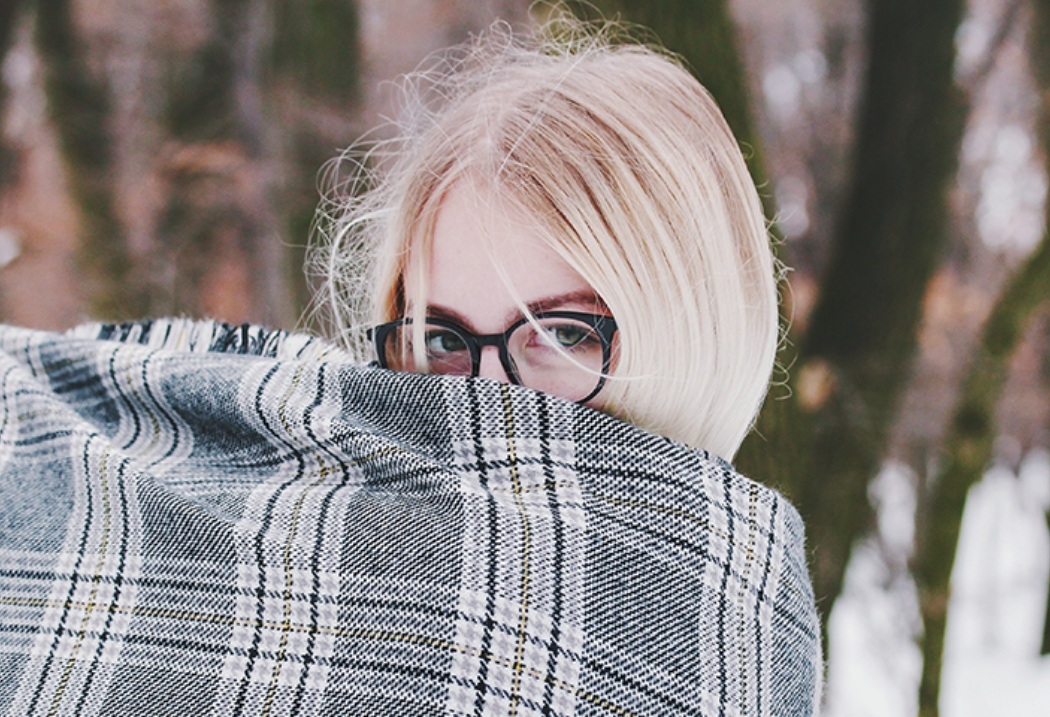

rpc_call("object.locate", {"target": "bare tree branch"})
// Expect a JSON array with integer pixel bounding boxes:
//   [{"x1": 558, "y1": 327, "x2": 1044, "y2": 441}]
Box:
[{"x1": 961, "y1": 0, "x2": 1026, "y2": 94}]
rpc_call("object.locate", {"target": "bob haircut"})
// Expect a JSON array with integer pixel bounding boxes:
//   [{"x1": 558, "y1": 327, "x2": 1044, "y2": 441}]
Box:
[{"x1": 316, "y1": 17, "x2": 780, "y2": 461}]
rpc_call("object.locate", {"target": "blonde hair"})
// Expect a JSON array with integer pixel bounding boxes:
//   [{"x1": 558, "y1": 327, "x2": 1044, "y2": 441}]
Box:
[{"x1": 314, "y1": 17, "x2": 779, "y2": 461}]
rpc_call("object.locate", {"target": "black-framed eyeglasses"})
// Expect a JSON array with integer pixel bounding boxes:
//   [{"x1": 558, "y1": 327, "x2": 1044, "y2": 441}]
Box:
[{"x1": 368, "y1": 311, "x2": 618, "y2": 403}]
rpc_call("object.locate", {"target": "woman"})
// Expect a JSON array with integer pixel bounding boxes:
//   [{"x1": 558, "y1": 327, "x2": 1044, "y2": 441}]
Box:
[
  {"x1": 0, "y1": 16, "x2": 819, "y2": 717},
  {"x1": 320, "y1": 19, "x2": 779, "y2": 462}
]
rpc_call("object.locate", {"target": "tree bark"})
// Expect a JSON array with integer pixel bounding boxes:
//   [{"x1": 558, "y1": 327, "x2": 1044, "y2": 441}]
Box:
[
  {"x1": 156, "y1": 0, "x2": 283, "y2": 323},
  {"x1": 739, "y1": 0, "x2": 969, "y2": 643},
  {"x1": 35, "y1": 0, "x2": 143, "y2": 318},
  {"x1": 1043, "y1": 309, "x2": 1050, "y2": 658},
  {"x1": 913, "y1": 12, "x2": 1050, "y2": 708},
  {"x1": 0, "y1": 0, "x2": 23, "y2": 189},
  {"x1": 914, "y1": 220, "x2": 1050, "y2": 717},
  {"x1": 1043, "y1": 498, "x2": 1050, "y2": 655},
  {"x1": 269, "y1": 0, "x2": 362, "y2": 330}
]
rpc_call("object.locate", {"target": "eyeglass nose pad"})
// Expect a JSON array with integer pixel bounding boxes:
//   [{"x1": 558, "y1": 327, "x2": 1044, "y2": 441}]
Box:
[{"x1": 476, "y1": 345, "x2": 511, "y2": 383}]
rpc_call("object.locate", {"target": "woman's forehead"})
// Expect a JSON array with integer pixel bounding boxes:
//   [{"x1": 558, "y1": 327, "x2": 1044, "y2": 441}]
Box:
[{"x1": 405, "y1": 182, "x2": 599, "y2": 330}]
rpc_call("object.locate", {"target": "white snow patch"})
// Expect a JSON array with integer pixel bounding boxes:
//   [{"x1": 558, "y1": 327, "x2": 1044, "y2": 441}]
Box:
[{"x1": 825, "y1": 453, "x2": 1050, "y2": 716}]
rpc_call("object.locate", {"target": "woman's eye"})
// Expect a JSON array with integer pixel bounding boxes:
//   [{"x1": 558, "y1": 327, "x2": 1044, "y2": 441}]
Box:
[
  {"x1": 425, "y1": 330, "x2": 467, "y2": 355},
  {"x1": 551, "y1": 325, "x2": 586, "y2": 347},
  {"x1": 539, "y1": 323, "x2": 599, "y2": 350}
]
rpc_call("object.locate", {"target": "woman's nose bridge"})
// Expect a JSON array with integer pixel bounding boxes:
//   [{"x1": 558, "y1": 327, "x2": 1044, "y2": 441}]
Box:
[{"x1": 476, "y1": 344, "x2": 509, "y2": 382}]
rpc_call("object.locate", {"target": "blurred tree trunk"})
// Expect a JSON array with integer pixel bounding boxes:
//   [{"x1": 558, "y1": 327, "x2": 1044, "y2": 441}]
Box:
[
  {"x1": 25, "y1": 0, "x2": 363, "y2": 327},
  {"x1": 0, "y1": 1, "x2": 18, "y2": 80},
  {"x1": 738, "y1": 0, "x2": 969, "y2": 641},
  {"x1": 35, "y1": 0, "x2": 144, "y2": 318},
  {"x1": 913, "y1": 212, "x2": 1050, "y2": 713},
  {"x1": 1030, "y1": 3, "x2": 1050, "y2": 663},
  {"x1": 269, "y1": 0, "x2": 361, "y2": 330},
  {"x1": 156, "y1": 0, "x2": 294, "y2": 325},
  {"x1": 1044, "y1": 310, "x2": 1050, "y2": 658},
  {"x1": 1043, "y1": 491, "x2": 1050, "y2": 655},
  {"x1": 151, "y1": 0, "x2": 363, "y2": 327},
  {"x1": 0, "y1": 0, "x2": 23, "y2": 189},
  {"x1": 152, "y1": 0, "x2": 245, "y2": 322},
  {"x1": 913, "y1": 3, "x2": 1050, "y2": 708}
]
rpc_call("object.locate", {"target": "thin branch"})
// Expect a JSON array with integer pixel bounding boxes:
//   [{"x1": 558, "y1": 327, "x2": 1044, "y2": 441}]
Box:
[{"x1": 961, "y1": 0, "x2": 1026, "y2": 94}]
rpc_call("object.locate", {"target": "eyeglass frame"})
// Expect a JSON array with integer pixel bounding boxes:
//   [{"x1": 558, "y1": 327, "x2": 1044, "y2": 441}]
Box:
[{"x1": 367, "y1": 310, "x2": 619, "y2": 403}]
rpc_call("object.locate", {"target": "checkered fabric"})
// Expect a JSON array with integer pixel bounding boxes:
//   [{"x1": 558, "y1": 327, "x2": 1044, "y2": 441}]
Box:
[{"x1": 0, "y1": 319, "x2": 821, "y2": 716}]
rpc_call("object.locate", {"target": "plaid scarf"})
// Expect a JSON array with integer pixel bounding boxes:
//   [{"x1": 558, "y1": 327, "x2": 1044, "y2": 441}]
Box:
[{"x1": 0, "y1": 319, "x2": 820, "y2": 716}]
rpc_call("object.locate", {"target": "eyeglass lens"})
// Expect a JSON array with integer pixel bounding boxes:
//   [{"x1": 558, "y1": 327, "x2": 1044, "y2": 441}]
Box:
[{"x1": 381, "y1": 317, "x2": 608, "y2": 402}]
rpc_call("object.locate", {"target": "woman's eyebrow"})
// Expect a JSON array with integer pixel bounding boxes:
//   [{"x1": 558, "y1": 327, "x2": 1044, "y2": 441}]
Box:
[
  {"x1": 424, "y1": 304, "x2": 473, "y2": 327},
  {"x1": 426, "y1": 289, "x2": 609, "y2": 327},
  {"x1": 524, "y1": 290, "x2": 607, "y2": 316},
  {"x1": 426, "y1": 290, "x2": 607, "y2": 331}
]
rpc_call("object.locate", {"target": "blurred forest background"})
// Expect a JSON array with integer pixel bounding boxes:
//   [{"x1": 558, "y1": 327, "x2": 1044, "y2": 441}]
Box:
[{"x1": 1, "y1": 0, "x2": 1049, "y2": 714}]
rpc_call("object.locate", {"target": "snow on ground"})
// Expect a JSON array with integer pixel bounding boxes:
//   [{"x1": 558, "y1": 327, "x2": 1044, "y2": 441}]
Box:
[{"x1": 823, "y1": 450, "x2": 1050, "y2": 717}]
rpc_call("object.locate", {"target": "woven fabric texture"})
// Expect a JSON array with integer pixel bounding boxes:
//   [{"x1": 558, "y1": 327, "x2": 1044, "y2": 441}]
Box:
[{"x1": 0, "y1": 320, "x2": 821, "y2": 716}]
